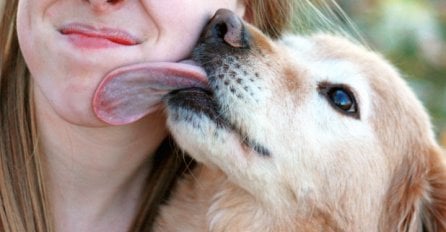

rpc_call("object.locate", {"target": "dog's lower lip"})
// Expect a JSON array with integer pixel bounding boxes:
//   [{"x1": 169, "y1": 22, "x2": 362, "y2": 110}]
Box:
[
  {"x1": 166, "y1": 86, "x2": 227, "y2": 127},
  {"x1": 166, "y1": 87, "x2": 215, "y2": 109}
]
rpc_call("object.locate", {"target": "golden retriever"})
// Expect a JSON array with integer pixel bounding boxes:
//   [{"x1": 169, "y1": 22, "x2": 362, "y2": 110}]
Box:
[{"x1": 157, "y1": 9, "x2": 446, "y2": 232}]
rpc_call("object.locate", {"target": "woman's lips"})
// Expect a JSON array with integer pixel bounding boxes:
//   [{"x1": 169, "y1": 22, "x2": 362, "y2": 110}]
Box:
[{"x1": 59, "y1": 23, "x2": 140, "y2": 48}]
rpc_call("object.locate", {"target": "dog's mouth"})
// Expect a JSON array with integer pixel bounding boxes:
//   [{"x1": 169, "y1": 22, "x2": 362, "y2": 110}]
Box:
[
  {"x1": 165, "y1": 86, "x2": 271, "y2": 157},
  {"x1": 164, "y1": 9, "x2": 271, "y2": 157}
]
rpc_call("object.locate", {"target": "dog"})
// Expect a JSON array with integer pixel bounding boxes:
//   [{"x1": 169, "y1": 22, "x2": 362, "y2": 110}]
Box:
[{"x1": 156, "y1": 9, "x2": 446, "y2": 231}]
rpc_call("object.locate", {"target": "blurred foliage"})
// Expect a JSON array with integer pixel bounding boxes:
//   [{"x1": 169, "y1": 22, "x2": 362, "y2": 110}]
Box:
[{"x1": 335, "y1": 0, "x2": 446, "y2": 145}]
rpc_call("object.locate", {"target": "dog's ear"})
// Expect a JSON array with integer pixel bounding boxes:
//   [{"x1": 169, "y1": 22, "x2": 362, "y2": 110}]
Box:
[
  {"x1": 420, "y1": 147, "x2": 446, "y2": 231},
  {"x1": 382, "y1": 146, "x2": 446, "y2": 232}
]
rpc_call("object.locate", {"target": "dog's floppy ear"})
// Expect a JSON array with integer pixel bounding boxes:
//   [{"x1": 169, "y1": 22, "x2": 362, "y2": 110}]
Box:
[
  {"x1": 382, "y1": 146, "x2": 446, "y2": 232},
  {"x1": 420, "y1": 147, "x2": 446, "y2": 231}
]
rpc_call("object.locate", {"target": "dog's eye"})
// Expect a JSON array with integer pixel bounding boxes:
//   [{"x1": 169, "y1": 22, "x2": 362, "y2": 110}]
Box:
[
  {"x1": 328, "y1": 88, "x2": 355, "y2": 112},
  {"x1": 319, "y1": 83, "x2": 359, "y2": 119}
]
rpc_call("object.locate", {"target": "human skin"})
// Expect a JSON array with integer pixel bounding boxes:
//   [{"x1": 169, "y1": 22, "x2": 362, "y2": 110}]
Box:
[{"x1": 16, "y1": 0, "x2": 245, "y2": 231}]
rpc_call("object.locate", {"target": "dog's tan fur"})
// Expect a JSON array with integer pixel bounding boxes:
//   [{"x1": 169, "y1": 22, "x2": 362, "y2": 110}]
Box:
[{"x1": 156, "y1": 16, "x2": 446, "y2": 231}]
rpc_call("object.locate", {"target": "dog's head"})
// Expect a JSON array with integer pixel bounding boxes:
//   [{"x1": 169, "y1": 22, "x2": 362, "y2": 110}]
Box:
[{"x1": 164, "y1": 9, "x2": 446, "y2": 230}]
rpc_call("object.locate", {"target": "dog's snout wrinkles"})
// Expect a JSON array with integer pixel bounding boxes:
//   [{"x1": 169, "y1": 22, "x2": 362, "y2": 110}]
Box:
[{"x1": 203, "y1": 9, "x2": 248, "y2": 48}]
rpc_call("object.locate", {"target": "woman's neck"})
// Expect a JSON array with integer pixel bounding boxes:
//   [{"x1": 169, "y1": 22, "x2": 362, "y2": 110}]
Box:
[{"x1": 34, "y1": 87, "x2": 167, "y2": 232}]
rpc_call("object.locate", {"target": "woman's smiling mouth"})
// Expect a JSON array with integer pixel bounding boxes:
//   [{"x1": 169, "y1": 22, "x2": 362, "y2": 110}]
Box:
[{"x1": 59, "y1": 23, "x2": 141, "y2": 48}]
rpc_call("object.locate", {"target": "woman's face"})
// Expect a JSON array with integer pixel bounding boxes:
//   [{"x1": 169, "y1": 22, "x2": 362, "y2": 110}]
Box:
[{"x1": 17, "y1": 0, "x2": 246, "y2": 126}]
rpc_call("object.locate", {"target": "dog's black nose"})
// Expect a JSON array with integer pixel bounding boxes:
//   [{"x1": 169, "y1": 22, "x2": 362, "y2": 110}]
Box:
[{"x1": 202, "y1": 9, "x2": 249, "y2": 48}]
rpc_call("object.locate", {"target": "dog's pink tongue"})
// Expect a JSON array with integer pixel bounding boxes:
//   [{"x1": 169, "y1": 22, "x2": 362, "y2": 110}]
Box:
[{"x1": 93, "y1": 62, "x2": 207, "y2": 125}]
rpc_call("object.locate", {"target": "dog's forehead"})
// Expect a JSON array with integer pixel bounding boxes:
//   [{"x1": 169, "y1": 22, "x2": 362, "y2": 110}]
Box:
[
  {"x1": 278, "y1": 34, "x2": 316, "y2": 58},
  {"x1": 279, "y1": 34, "x2": 367, "y2": 83}
]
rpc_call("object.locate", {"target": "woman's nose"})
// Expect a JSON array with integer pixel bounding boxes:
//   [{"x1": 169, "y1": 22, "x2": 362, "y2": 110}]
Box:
[{"x1": 86, "y1": 0, "x2": 125, "y2": 12}]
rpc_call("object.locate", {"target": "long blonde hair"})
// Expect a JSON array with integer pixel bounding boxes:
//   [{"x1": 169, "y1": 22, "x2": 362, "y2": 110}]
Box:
[{"x1": 0, "y1": 0, "x2": 352, "y2": 231}]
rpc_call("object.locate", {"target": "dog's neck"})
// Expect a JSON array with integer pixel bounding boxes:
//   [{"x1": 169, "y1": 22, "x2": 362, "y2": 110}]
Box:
[{"x1": 155, "y1": 165, "x2": 363, "y2": 231}]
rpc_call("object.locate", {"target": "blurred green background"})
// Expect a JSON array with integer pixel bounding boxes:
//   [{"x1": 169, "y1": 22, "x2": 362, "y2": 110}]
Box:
[{"x1": 313, "y1": 0, "x2": 446, "y2": 146}]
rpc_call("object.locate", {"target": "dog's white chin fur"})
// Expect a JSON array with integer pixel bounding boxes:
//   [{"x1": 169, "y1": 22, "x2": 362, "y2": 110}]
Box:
[{"x1": 156, "y1": 25, "x2": 446, "y2": 232}]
